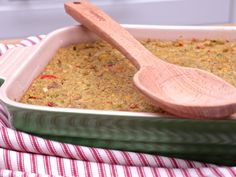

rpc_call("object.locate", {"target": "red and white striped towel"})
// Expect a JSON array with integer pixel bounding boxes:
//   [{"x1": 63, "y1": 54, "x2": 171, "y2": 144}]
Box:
[{"x1": 0, "y1": 36, "x2": 236, "y2": 177}]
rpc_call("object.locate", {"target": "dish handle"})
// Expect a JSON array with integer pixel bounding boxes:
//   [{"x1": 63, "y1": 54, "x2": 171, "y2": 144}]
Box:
[{"x1": 0, "y1": 45, "x2": 38, "y2": 87}]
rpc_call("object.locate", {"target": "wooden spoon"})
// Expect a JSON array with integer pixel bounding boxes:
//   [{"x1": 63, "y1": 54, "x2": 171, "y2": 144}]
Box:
[{"x1": 64, "y1": 1, "x2": 236, "y2": 119}]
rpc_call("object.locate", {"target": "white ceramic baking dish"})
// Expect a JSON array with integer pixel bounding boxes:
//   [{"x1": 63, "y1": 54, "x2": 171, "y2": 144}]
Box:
[{"x1": 1, "y1": 25, "x2": 236, "y2": 165}]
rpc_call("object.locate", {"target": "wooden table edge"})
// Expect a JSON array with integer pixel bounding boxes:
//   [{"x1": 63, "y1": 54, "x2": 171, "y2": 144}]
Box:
[{"x1": 0, "y1": 39, "x2": 23, "y2": 44}]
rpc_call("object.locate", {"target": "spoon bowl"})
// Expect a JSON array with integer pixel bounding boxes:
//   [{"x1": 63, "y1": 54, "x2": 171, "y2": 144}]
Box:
[
  {"x1": 64, "y1": 1, "x2": 236, "y2": 119},
  {"x1": 135, "y1": 65, "x2": 236, "y2": 118}
]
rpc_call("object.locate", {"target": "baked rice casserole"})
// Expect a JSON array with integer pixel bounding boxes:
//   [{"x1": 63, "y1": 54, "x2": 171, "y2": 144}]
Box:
[{"x1": 20, "y1": 39, "x2": 236, "y2": 113}]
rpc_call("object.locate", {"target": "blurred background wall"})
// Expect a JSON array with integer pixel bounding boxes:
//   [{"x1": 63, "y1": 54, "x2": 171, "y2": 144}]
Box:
[{"x1": 0, "y1": 0, "x2": 235, "y2": 39}]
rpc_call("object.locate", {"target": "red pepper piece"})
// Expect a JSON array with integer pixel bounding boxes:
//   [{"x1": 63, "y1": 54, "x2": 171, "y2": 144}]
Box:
[
  {"x1": 40, "y1": 74, "x2": 57, "y2": 79},
  {"x1": 107, "y1": 64, "x2": 113, "y2": 68},
  {"x1": 47, "y1": 102, "x2": 55, "y2": 107}
]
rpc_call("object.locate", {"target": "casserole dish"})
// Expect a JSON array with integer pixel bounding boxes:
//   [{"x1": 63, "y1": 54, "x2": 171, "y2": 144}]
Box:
[{"x1": 1, "y1": 25, "x2": 236, "y2": 165}]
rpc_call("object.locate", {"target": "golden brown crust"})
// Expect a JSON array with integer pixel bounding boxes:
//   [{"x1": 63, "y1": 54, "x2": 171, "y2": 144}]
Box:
[{"x1": 20, "y1": 39, "x2": 236, "y2": 113}]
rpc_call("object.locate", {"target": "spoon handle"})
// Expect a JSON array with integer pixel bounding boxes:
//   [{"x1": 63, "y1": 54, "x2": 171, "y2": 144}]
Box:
[{"x1": 64, "y1": 1, "x2": 165, "y2": 69}]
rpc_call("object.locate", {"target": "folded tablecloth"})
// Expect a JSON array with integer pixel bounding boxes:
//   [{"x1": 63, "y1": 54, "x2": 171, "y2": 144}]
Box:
[{"x1": 0, "y1": 36, "x2": 236, "y2": 177}]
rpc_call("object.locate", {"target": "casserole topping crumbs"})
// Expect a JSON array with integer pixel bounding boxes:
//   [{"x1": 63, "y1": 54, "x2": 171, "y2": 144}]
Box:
[{"x1": 20, "y1": 39, "x2": 236, "y2": 113}]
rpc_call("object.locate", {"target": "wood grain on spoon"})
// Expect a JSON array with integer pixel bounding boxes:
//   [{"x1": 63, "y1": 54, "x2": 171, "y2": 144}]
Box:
[{"x1": 64, "y1": 1, "x2": 236, "y2": 119}]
